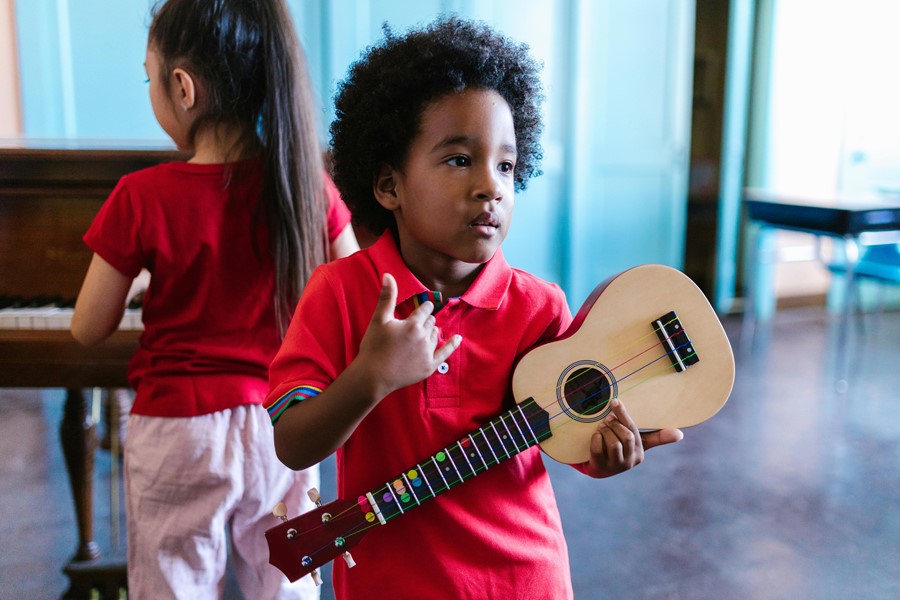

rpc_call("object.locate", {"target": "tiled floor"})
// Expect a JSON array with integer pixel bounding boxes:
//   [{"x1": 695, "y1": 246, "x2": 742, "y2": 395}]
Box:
[{"x1": 2, "y1": 307, "x2": 899, "y2": 599}]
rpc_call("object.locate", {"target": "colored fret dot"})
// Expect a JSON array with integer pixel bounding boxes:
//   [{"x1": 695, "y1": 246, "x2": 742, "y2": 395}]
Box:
[
  {"x1": 366, "y1": 512, "x2": 375, "y2": 522},
  {"x1": 436, "y1": 452, "x2": 446, "y2": 462},
  {"x1": 407, "y1": 469, "x2": 418, "y2": 479},
  {"x1": 382, "y1": 492, "x2": 393, "y2": 503},
  {"x1": 401, "y1": 493, "x2": 411, "y2": 503},
  {"x1": 461, "y1": 437, "x2": 471, "y2": 447},
  {"x1": 396, "y1": 485, "x2": 407, "y2": 495},
  {"x1": 412, "y1": 478, "x2": 422, "y2": 487},
  {"x1": 357, "y1": 496, "x2": 368, "y2": 508},
  {"x1": 393, "y1": 480, "x2": 404, "y2": 490}
]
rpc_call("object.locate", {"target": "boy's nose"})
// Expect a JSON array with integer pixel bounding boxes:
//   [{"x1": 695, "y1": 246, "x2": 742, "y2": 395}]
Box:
[{"x1": 473, "y1": 170, "x2": 504, "y2": 203}]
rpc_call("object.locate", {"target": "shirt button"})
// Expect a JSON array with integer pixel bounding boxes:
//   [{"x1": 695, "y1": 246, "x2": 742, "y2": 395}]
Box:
[{"x1": 437, "y1": 362, "x2": 450, "y2": 374}]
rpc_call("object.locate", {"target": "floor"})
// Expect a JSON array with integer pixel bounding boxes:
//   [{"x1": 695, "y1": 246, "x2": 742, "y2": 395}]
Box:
[{"x1": 1, "y1": 307, "x2": 898, "y2": 600}]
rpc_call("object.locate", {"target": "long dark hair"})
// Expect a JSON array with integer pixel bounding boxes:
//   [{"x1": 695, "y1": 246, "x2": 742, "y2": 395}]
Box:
[{"x1": 150, "y1": 0, "x2": 327, "y2": 334}]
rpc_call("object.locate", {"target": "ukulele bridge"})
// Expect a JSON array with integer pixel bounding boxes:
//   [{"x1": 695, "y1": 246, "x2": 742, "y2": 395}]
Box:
[{"x1": 652, "y1": 311, "x2": 699, "y2": 373}]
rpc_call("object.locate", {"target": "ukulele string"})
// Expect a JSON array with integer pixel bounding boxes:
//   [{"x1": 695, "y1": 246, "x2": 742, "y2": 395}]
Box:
[
  {"x1": 541, "y1": 317, "x2": 678, "y2": 408},
  {"x1": 296, "y1": 321, "x2": 695, "y2": 562},
  {"x1": 545, "y1": 343, "x2": 697, "y2": 435},
  {"x1": 356, "y1": 322, "x2": 689, "y2": 510},
  {"x1": 524, "y1": 315, "x2": 689, "y2": 427},
  {"x1": 353, "y1": 334, "x2": 694, "y2": 523}
]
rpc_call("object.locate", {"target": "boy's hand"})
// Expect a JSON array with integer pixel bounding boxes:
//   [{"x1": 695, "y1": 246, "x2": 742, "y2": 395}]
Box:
[
  {"x1": 357, "y1": 273, "x2": 462, "y2": 398},
  {"x1": 583, "y1": 399, "x2": 684, "y2": 479}
]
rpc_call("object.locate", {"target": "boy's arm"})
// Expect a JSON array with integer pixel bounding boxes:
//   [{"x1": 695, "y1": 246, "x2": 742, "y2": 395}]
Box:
[
  {"x1": 273, "y1": 273, "x2": 461, "y2": 471},
  {"x1": 578, "y1": 399, "x2": 684, "y2": 479}
]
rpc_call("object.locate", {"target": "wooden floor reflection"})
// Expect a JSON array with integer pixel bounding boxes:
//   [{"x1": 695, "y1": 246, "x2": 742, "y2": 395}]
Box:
[{"x1": 2, "y1": 307, "x2": 898, "y2": 599}]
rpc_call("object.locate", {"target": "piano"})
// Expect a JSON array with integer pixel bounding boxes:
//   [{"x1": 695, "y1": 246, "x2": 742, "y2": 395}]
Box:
[{"x1": 0, "y1": 140, "x2": 184, "y2": 596}]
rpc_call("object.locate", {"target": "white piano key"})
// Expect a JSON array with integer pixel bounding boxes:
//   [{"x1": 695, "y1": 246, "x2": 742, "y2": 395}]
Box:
[
  {"x1": 0, "y1": 310, "x2": 19, "y2": 329},
  {"x1": 120, "y1": 309, "x2": 144, "y2": 330},
  {"x1": 0, "y1": 307, "x2": 143, "y2": 331},
  {"x1": 46, "y1": 310, "x2": 75, "y2": 330}
]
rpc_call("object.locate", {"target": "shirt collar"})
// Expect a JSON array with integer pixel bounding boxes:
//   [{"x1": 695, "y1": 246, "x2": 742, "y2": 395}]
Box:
[{"x1": 367, "y1": 231, "x2": 512, "y2": 311}]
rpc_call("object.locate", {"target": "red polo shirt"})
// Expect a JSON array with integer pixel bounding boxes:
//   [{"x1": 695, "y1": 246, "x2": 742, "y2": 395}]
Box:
[
  {"x1": 267, "y1": 232, "x2": 575, "y2": 600},
  {"x1": 84, "y1": 159, "x2": 350, "y2": 417}
]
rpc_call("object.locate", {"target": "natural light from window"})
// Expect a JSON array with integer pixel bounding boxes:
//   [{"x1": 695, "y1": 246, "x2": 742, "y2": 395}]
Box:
[{"x1": 765, "y1": 0, "x2": 900, "y2": 198}]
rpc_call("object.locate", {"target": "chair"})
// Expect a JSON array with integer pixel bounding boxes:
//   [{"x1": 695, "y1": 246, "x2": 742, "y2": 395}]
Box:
[{"x1": 827, "y1": 242, "x2": 900, "y2": 327}]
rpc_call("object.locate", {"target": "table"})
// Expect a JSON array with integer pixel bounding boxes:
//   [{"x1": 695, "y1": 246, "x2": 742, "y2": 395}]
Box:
[{"x1": 742, "y1": 188, "x2": 900, "y2": 385}]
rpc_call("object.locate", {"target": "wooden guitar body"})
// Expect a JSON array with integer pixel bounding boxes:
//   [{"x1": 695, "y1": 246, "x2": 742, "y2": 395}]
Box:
[{"x1": 515, "y1": 263, "x2": 734, "y2": 464}]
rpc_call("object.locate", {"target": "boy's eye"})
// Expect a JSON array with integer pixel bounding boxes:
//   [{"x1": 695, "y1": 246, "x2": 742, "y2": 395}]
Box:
[
  {"x1": 447, "y1": 156, "x2": 470, "y2": 167},
  {"x1": 498, "y1": 161, "x2": 514, "y2": 173}
]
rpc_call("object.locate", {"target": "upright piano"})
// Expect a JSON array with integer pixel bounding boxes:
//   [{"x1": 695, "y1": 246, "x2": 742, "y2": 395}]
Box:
[{"x1": 0, "y1": 140, "x2": 184, "y2": 596}]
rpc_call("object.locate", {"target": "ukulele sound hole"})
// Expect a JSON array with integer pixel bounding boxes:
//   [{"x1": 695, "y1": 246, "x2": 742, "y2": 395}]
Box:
[{"x1": 563, "y1": 366, "x2": 612, "y2": 417}]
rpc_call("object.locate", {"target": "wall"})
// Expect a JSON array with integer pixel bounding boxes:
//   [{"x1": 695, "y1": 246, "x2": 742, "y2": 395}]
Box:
[
  {"x1": 0, "y1": 0, "x2": 22, "y2": 136},
  {"x1": 744, "y1": 0, "x2": 900, "y2": 311},
  {"x1": 11, "y1": 0, "x2": 697, "y2": 308}
]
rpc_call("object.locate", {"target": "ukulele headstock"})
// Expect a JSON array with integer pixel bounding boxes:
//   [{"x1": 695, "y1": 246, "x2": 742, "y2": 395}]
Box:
[{"x1": 266, "y1": 497, "x2": 370, "y2": 583}]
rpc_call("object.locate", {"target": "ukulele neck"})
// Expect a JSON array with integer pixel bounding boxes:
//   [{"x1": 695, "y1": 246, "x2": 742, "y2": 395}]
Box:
[{"x1": 359, "y1": 398, "x2": 552, "y2": 525}]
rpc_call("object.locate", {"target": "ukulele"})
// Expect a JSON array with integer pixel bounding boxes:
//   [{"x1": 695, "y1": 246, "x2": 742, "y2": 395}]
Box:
[{"x1": 266, "y1": 264, "x2": 735, "y2": 584}]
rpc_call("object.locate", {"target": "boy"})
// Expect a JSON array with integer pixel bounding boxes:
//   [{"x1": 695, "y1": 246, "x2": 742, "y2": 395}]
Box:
[{"x1": 267, "y1": 17, "x2": 682, "y2": 600}]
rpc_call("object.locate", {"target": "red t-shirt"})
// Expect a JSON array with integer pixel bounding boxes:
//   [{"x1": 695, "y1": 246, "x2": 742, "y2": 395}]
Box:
[
  {"x1": 267, "y1": 232, "x2": 575, "y2": 600},
  {"x1": 84, "y1": 159, "x2": 351, "y2": 417}
]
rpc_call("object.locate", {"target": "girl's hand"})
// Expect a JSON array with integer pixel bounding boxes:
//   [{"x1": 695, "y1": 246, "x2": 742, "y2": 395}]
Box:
[
  {"x1": 583, "y1": 399, "x2": 683, "y2": 479},
  {"x1": 356, "y1": 273, "x2": 462, "y2": 398}
]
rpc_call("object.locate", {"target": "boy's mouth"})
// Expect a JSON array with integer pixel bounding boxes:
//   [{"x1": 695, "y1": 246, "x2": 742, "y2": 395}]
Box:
[{"x1": 469, "y1": 213, "x2": 500, "y2": 230}]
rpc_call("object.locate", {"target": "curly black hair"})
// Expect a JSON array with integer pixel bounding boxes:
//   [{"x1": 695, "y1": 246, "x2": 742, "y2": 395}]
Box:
[{"x1": 329, "y1": 16, "x2": 545, "y2": 236}]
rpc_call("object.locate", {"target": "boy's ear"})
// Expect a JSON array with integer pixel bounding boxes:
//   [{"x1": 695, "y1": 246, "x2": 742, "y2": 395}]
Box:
[
  {"x1": 373, "y1": 163, "x2": 400, "y2": 210},
  {"x1": 172, "y1": 67, "x2": 197, "y2": 111}
]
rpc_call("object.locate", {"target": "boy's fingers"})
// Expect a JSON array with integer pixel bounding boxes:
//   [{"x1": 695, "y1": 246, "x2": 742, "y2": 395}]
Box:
[
  {"x1": 594, "y1": 424, "x2": 625, "y2": 464},
  {"x1": 608, "y1": 398, "x2": 639, "y2": 435},
  {"x1": 590, "y1": 429, "x2": 609, "y2": 463},
  {"x1": 603, "y1": 418, "x2": 637, "y2": 451},
  {"x1": 372, "y1": 273, "x2": 398, "y2": 325},
  {"x1": 433, "y1": 334, "x2": 462, "y2": 364},
  {"x1": 640, "y1": 428, "x2": 684, "y2": 450},
  {"x1": 407, "y1": 301, "x2": 435, "y2": 325}
]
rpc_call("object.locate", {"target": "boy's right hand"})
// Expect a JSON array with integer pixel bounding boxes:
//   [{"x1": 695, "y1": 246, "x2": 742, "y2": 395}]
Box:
[{"x1": 357, "y1": 273, "x2": 462, "y2": 398}]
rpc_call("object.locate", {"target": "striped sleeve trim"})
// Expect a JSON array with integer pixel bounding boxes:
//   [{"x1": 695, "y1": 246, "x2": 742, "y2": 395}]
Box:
[{"x1": 266, "y1": 385, "x2": 323, "y2": 424}]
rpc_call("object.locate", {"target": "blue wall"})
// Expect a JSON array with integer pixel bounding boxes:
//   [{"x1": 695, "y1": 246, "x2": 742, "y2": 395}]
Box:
[{"x1": 14, "y1": 0, "x2": 696, "y2": 308}]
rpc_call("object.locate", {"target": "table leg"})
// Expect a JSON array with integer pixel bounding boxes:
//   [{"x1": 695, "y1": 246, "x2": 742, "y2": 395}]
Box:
[
  {"x1": 59, "y1": 387, "x2": 101, "y2": 562},
  {"x1": 741, "y1": 222, "x2": 777, "y2": 349},
  {"x1": 833, "y1": 236, "x2": 860, "y2": 390}
]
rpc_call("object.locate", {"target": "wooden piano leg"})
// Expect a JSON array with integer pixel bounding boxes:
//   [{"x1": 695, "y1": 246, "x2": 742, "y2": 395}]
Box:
[{"x1": 60, "y1": 388, "x2": 101, "y2": 563}]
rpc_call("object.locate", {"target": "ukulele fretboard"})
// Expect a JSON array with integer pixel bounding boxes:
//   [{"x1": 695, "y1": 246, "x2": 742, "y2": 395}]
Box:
[{"x1": 359, "y1": 398, "x2": 551, "y2": 525}]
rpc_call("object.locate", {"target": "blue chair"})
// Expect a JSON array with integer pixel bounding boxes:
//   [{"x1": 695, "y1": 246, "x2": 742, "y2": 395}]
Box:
[{"x1": 828, "y1": 242, "x2": 900, "y2": 326}]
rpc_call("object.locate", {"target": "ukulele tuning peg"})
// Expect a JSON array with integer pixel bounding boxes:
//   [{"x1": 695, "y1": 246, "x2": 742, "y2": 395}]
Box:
[
  {"x1": 307, "y1": 487, "x2": 322, "y2": 507},
  {"x1": 310, "y1": 569, "x2": 323, "y2": 587},
  {"x1": 272, "y1": 502, "x2": 288, "y2": 522},
  {"x1": 342, "y1": 551, "x2": 356, "y2": 568}
]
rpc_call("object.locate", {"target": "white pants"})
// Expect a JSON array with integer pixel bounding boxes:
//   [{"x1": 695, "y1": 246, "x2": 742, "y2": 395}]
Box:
[{"x1": 125, "y1": 405, "x2": 319, "y2": 600}]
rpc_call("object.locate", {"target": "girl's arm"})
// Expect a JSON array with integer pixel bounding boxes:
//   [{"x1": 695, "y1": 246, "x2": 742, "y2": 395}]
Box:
[
  {"x1": 330, "y1": 223, "x2": 360, "y2": 260},
  {"x1": 71, "y1": 254, "x2": 134, "y2": 347},
  {"x1": 273, "y1": 273, "x2": 461, "y2": 471}
]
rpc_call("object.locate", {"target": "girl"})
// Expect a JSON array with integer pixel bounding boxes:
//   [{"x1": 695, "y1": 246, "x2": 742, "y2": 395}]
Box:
[{"x1": 71, "y1": 1, "x2": 357, "y2": 598}]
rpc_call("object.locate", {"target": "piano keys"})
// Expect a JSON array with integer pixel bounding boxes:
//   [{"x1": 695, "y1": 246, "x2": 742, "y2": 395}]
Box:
[
  {"x1": 0, "y1": 140, "x2": 184, "y2": 597},
  {"x1": 0, "y1": 296, "x2": 143, "y2": 330}
]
